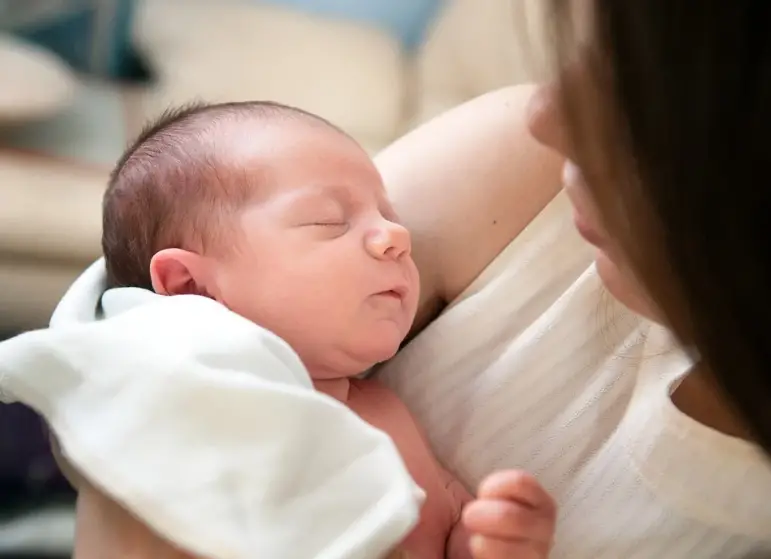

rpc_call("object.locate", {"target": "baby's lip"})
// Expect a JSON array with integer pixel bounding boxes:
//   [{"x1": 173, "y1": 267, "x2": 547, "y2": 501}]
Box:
[{"x1": 376, "y1": 284, "x2": 408, "y2": 300}]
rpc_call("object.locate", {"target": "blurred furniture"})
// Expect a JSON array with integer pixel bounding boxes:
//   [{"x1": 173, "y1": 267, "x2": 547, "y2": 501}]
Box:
[
  {"x1": 0, "y1": 0, "x2": 142, "y2": 331},
  {"x1": 411, "y1": 0, "x2": 548, "y2": 125},
  {"x1": 0, "y1": 0, "x2": 546, "y2": 330},
  {"x1": 4, "y1": 0, "x2": 136, "y2": 79}
]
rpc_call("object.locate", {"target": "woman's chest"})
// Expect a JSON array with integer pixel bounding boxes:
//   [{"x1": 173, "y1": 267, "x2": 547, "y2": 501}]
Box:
[{"x1": 544, "y1": 416, "x2": 771, "y2": 558}]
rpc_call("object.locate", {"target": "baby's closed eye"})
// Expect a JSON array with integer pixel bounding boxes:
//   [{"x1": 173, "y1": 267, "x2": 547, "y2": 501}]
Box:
[
  {"x1": 306, "y1": 220, "x2": 347, "y2": 227},
  {"x1": 301, "y1": 218, "x2": 350, "y2": 237}
]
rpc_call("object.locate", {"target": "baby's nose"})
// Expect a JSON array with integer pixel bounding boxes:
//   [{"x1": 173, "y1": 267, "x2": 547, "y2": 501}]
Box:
[{"x1": 366, "y1": 222, "x2": 411, "y2": 260}]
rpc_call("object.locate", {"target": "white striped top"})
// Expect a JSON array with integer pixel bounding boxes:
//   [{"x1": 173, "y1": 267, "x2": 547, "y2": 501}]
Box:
[{"x1": 376, "y1": 192, "x2": 771, "y2": 558}]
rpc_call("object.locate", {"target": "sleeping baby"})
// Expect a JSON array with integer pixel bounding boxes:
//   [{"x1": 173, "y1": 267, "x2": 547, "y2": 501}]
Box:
[{"x1": 101, "y1": 100, "x2": 555, "y2": 559}]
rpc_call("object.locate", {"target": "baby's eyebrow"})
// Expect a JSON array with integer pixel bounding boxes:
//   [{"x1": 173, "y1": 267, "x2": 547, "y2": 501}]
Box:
[
  {"x1": 320, "y1": 183, "x2": 355, "y2": 199},
  {"x1": 298, "y1": 184, "x2": 360, "y2": 210},
  {"x1": 286, "y1": 187, "x2": 348, "y2": 214},
  {"x1": 300, "y1": 183, "x2": 392, "y2": 215}
]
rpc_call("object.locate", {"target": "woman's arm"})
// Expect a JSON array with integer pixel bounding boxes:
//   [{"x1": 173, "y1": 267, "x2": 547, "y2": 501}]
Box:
[
  {"x1": 376, "y1": 84, "x2": 563, "y2": 332},
  {"x1": 73, "y1": 482, "x2": 413, "y2": 559},
  {"x1": 50, "y1": 436, "x2": 197, "y2": 559},
  {"x1": 73, "y1": 481, "x2": 200, "y2": 559}
]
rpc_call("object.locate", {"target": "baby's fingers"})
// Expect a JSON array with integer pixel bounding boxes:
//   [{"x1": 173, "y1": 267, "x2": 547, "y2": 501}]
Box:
[
  {"x1": 469, "y1": 534, "x2": 548, "y2": 559},
  {"x1": 478, "y1": 471, "x2": 556, "y2": 516},
  {"x1": 462, "y1": 498, "x2": 553, "y2": 544},
  {"x1": 463, "y1": 470, "x2": 556, "y2": 557}
]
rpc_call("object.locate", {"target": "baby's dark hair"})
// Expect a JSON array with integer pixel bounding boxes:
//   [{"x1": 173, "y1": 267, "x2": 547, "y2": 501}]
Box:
[{"x1": 102, "y1": 100, "x2": 344, "y2": 290}]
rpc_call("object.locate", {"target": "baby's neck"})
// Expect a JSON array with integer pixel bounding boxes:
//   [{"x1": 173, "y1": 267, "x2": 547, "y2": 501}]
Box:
[{"x1": 313, "y1": 377, "x2": 352, "y2": 403}]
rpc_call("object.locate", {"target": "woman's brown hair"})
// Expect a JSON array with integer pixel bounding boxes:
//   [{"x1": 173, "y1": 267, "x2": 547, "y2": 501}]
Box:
[{"x1": 546, "y1": 1, "x2": 771, "y2": 451}]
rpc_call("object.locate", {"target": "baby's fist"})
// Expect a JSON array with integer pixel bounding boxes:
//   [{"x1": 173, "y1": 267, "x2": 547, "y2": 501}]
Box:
[{"x1": 462, "y1": 471, "x2": 556, "y2": 559}]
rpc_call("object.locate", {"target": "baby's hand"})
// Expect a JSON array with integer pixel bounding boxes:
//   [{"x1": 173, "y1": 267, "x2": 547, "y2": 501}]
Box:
[{"x1": 462, "y1": 471, "x2": 556, "y2": 559}]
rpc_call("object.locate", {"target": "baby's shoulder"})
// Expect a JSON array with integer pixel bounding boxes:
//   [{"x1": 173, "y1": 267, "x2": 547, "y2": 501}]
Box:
[
  {"x1": 349, "y1": 377, "x2": 409, "y2": 408},
  {"x1": 350, "y1": 377, "x2": 397, "y2": 395},
  {"x1": 347, "y1": 378, "x2": 419, "y2": 428}
]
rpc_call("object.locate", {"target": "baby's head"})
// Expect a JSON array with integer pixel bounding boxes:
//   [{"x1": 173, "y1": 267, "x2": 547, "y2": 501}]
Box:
[{"x1": 103, "y1": 101, "x2": 419, "y2": 378}]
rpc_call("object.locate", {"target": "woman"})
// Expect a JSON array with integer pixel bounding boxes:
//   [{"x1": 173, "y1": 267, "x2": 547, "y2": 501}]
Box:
[
  {"x1": 73, "y1": 1, "x2": 771, "y2": 557},
  {"x1": 384, "y1": 5, "x2": 770, "y2": 558}
]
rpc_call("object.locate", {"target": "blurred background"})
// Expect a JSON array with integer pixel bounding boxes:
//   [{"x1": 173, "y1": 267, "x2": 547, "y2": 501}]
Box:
[{"x1": 0, "y1": 0, "x2": 546, "y2": 556}]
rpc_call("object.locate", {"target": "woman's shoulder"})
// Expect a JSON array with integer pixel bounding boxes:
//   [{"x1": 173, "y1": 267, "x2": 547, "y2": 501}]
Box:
[{"x1": 376, "y1": 85, "x2": 564, "y2": 332}]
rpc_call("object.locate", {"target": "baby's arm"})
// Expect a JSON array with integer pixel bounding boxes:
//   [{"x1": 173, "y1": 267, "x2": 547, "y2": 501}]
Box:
[
  {"x1": 461, "y1": 471, "x2": 556, "y2": 559},
  {"x1": 443, "y1": 468, "x2": 475, "y2": 559},
  {"x1": 396, "y1": 396, "x2": 554, "y2": 558}
]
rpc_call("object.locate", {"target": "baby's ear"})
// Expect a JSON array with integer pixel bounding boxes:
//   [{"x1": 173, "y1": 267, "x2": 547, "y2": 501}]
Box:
[{"x1": 149, "y1": 248, "x2": 212, "y2": 297}]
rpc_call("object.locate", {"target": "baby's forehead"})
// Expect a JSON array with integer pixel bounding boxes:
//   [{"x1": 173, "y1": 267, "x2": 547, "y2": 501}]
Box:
[
  {"x1": 208, "y1": 118, "x2": 382, "y2": 195},
  {"x1": 211, "y1": 112, "x2": 340, "y2": 148},
  {"x1": 207, "y1": 117, "x2": 345, "y2": 172}
]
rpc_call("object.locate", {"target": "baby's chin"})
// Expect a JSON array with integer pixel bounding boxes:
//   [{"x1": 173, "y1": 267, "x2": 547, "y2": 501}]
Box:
[
  {"x1": 305, "y1": 318, "x2": 411, "y2": 378},
  {"x1": 337, "y1": 337, "x2": 405, "y2": 376},
  {"x1": 354, "y1": 341, "x2": 403, "y2": 371}
]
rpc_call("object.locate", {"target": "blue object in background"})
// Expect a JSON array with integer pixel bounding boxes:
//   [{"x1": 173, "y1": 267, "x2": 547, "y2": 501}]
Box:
[
  {"x1": 3, "y1": 0, "x2": 138, "y2": 80},
  {"x1": 262, "y1": 0, "x2": 444, "y2": 49}
]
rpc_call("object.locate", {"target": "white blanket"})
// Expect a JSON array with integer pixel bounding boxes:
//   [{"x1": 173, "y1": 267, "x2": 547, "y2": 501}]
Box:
[{"x1": 0, "y1": 259, "x2": 422, "y2": 559}]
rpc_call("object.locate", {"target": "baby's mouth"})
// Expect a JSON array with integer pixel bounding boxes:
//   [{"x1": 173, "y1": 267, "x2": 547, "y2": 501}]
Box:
[
  {"x1": 376, "y1": 285, "x2": 408, "y2": 301},
  {"x1": 377, "y1": 290, "x2": 403, "y2": 300}
]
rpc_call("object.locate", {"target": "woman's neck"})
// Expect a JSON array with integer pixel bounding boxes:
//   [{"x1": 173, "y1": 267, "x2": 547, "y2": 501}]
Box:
[{"x1": 671, "y1": 365, "x2": 754, "y2": 441}]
